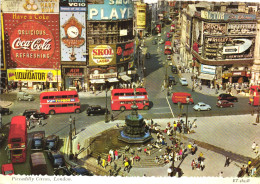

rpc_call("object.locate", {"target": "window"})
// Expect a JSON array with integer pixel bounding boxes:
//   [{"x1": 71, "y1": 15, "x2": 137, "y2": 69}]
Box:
[
  {"x1": 120, "y1": 101, "x2": 125, "y2": 104},
  {"x1": 62, "y1": 95, "x2": 67, "y2": 98},
  {"x1": 62, "y1": 104, "x2": 67, "y2": 107},
  {"x1": 68, "y1": 95, "x2": 74, "y2": 98},
  {"x1": 74, "y1": 95, "x2": 78, "y2": 98},
  {"x1": 49, "y1": 105, "x2": 55, "y2": 108},
  {"x1": 49, "y1": 96, "x2": 54, "y2": 99},
  {"x1": 55, "y1": 96, "x2": 62, "y2": 99},
  {"x1": 68, "y1": 104, "x2": 73, "y2": 107},
  {"x1": 126, "y1": 93, "x2": 133, "y2": 96},
  {"x1": 114, "y1": 93, "x2": 120, "y2": 96},
  {"x1": 43, "y1": 96, "x2": 48, "y2": 99},
  {"x1": 55, "y1": 104, "x2": 62, "y2": 107},
  {"x1": 11, "y1": 138, "x2": 21, "y2": 142}
]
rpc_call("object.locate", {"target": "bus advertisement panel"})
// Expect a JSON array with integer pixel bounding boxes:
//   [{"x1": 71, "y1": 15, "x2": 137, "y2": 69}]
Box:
[
  {"x1": 8, "y1": 116, "x2": 27, "y2": 163},
  {"x1": 40, "y1": 91, "x2": 81, "y2": 115},
  {"x1": 249, "y1": 85, "x2": 260, "y2": 106},
  {"x1": 111, "y1": 88, "x2": 149, "y2": 111}
]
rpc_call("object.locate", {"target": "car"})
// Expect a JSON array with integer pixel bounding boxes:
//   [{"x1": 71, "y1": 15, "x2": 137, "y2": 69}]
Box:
[
  {"x1": 45, "y1": 134, "x2": 59, "y2": 151},
  {"x1": 168, "y1": 76, "x2": 176, "y2": 86},
  {"x1": 145, "y1": 52, "x2": 151, "y2": 59},
  {"x1": 216, "y1": 100, "x2": 234, "y2": 108},
  {"x1": 23, "y1": 109, "x2": 47, "y2": 120},
  {"x1": 69, "y1": 166, "x2": 94, "y2": 176},
  {"x1": 152, "y1": 40, "x2": 157, "y2": 45},
  {"x1": 86, "y1": 105, "x2": 109, "y2": 116},
  {"x1": 193, "y1": 102, "x2": 211, "y2": 111},
  {"x1": 31, "y1": 132, "x2": 45, "y2": 150},
  {"x1": 159, "y1": 39, "x2": 164, "y2": 44},
  {"x1": 1, "y1": 163, "x2": 14, "y2": 175},
  {"x1": 218, "y1": 93, "x2": 238, "y2": 102},
  {"x1": 0, "y1": 106, "x2": 10, "y2": 115},
  {"x1": 17, "y1": 92, "x2": 34, "y2": 101},
  {"x1": 47, "y1": 151, "x2": 65, "y2": 168},
  {"x1": 167, "y1": 55, "x2": 172, "y2": 60},
  {"x1": 179, "y1": 78, "x2": 188, "y2": 86},
  {"x1": 171, "y1": 65, "x2": 178, "y2": 74}
]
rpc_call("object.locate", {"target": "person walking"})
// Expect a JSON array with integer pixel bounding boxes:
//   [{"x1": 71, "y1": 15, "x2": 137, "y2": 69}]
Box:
[
  {"x1": 107, "y1": 154, "x2": 112, "y2": 165},
  {"x1": 102, "y1": 158, "x2": 106, "y2": 168},
  {"x1": 114, "y1": 150, "x2": 118, "y2": 160},
  {"x1": 224, "y1": 156, "x2": 231, "y2": 167},
  {"x1": 218, "y1": 171, "x2": 223, "y2": 177},
  {"x1": 109, "y1": 149, "x2": 114, "y2": 161},
  {"x1": 111, "y1": 113, "x2": 114, "y2": 121},
  {"x1": 254, "y1": 144, "x2": 259, "y2": 155},
  {"x1": 167, "y1": 166, "x2": 173, "y2": 176},
  {"x1": 77, "y1": 142, "x2": 81, "y2": 154},
  {"x1": 252, "y1": 142, "x2": 256, "y2": 151},
  {"x1": 191, "y1": 159, "x2": 195, "y2": 170},
  {"x1": 200, "y1": 160, "x2": 205, "y2": 171},
  {"x1": 97, "y1": 155, "x2": 101, "y2": 166},
  {"x1": 124, "y1": 160, "x2": 129, "y2": 172}
]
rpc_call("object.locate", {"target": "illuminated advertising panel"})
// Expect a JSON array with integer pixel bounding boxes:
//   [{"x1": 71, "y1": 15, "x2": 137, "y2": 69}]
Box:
[
  {"x1": 88, "y1": 0, "x2": 133, "y2": 20},
  {"x1": 7, "y1": 68, "x2": 61, "y2": 82},
  {"x1": 136, "y1": 3, "x2": 146, "y2": 29},
  {"x1": 89, "y1": 45, "x2": 116, "y2": 66},
  {"x1": 2, "y1": 0, "x2": 59, "y2": 13},
  {"x1": 116, "y1": 42, "x2": 134, "y2": 63},
  {"x1": 60, "y1": 0, "x2": 87, "y2": 12},
  {"x1": 3, "y1": 13, "x2": 60, "y2": 69}
]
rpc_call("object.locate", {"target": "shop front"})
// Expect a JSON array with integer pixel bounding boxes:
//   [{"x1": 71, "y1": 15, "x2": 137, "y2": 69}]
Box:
[
  {"x1": 7, "y1": 68, "x2": 61, "y2": 91},
  {"x1": 63, "y1": 67, "x2": 86, "y2": 91},
  {"x1": 198, "y1": 64, "x2": 216, "y2": 87}
]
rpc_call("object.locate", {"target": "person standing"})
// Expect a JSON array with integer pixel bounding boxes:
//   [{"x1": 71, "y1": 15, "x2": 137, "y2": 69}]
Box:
[
  {"x1": 200, "y1": 160, "x2": 205, "y2": 171},
  {"x1": 114, "y1": 150, "x2": 118, "y2": 160},
  {"x1": 167, "y1": 166, "x2": 172, "y2": 176},
  {"x1": 77, "y1": 142, "x2": 81, "y2": 154},
  {"x1": 254, "y1": 144, "x2": 259, "y2": 155},
  {"x1": 224, "y1": 156, "x2": 231, "y2": 167},
  {"x1": 97, "y1": 155, "x2": 101, "y2": 166},
  {"x1": 191, "y1": 159, "x2": 195, "y2": 170},
  {"x1": 102, "y1": 158, "x2": 106, "y2": 168},
  {"x1": 107, "y1": 154, "x2": 112, "y2": 165},
  {"x1": 252, "y1": 142, "x2": 256, "y2": 151},
  {"x1": 109, "y1": 149, "x2": 114, "y2": 161},
  {"x1": 218, "y1": 171, "x2": 223, "y2": 177}
]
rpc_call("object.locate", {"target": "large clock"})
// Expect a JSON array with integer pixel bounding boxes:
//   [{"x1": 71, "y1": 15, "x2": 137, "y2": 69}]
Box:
[{"x1": 67, "y1": 26, "x2": 79, "y2": 38}]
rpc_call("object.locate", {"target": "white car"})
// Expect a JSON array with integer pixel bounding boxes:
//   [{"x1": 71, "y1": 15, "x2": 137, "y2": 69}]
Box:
[
  {"x1": 179, "y1": 78, "x2": 188, "y2": 86},
  {"x1": 193, "y1": 102, "x2": 211, "y2": 111},
  {"x1": 159, "y1": 39, "x2": 164, "y2": 44}
]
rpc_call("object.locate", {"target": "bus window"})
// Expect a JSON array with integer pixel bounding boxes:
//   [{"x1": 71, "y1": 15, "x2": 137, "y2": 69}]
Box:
[
  {"x1": 120, "y1": 93, "x2": 124, "y2": 96},
  {"x1": 11, "y1": 138, "x2": 21, "y2": 142},
  {"x1": 62, "y1": 104, "x2": 67, "y2": 107},
  {"x1": 114, "y1": 93, "x2": 119, "y2": 96},
  {"x1": 68, "y1": 95, "x2": 74, "y2": 98},
  {"x1": 74, "y1": 95, "x2": 78, "y2": 97},
  {"x1": 62, "y1": 95, "x2": 67, "y2": 98},
  {"x1": 49, "y1": 105, "x2": 55, "y2": 108},
  {"x1": 55, "y1": 96, "x2": 62, "y2": 99},
  {"x1": 126, "y1": 101, "x2": 131, "y2": 104},
  {"x1": 136, "y1": 92, "x2": 142, "y2": 95},
  {"x1": 49, "y1": 96, "x2": 54, "y2": 99},
  {"x1": 126, "y1": 93, "x2": 132, "y2": 96},
  {"x1": 43, "y1": 96, "x2": 48, "y2": 99},
  {"x1": 120, "y1": 101, "x2": 125, "y2": 104},
  {"x1": 142, "y1": 92, "x2": 147, "y2": 95},
  {"x1": 68, "y1": 104, "x2": 73, "y2": 107},
  {"x1": 55, "y1": 104, "x2": 62, "y2": 107}
]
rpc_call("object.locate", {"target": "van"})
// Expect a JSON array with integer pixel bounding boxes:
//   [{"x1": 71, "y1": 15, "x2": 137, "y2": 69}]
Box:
[
  {"x1": 17, "y1": 92, "x2": 34, "y2": 101},
  {"x1": 172, "y1": 92, "x2": 194, "y2": 104},
  {"x1": 30, "y1": 152, "x2": 48, "y2": 175}
]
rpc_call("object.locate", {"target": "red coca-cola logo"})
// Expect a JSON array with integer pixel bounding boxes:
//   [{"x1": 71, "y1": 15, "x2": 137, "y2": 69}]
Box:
[{"x1": 10, "y1": 21, "x2": 55, "y2": 67}]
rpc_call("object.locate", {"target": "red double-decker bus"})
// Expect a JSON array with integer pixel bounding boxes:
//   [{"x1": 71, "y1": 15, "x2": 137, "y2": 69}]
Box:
[
  {"x1": 8, "y1": 116, "x2": 27, "y2": 163},
  {"x1": 40, "y1": 91, "x2": 81, "y2": 115},
  {"x1": 111, "y1": 88, "x2": 150, "y2": 111},
  {"x1": 249, "y1": 85, "x2": 260, "y2": 106}
]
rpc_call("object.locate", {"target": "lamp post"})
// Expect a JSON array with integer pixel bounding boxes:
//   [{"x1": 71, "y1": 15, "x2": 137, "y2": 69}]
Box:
[
  {"x1": 164, "y1": 60, "x2": 168, "y2": 88},
  {"x1": 105, "y1": 82, "x2": 109, "y2": 123},
  {"x1": 185, "y1": 97, "x2": 190, "y2": 134},
  {"x1": 256, "y1": 87, "x2": 260, "y2": 124},
  {"x1": 69, "y1": 120, "x2": 73, "y2": 160}
]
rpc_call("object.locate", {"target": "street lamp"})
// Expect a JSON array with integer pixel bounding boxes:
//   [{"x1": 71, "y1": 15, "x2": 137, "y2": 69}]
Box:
[
  {"x1": 164, "y1": 60, "x2": 168, "y2": 88},
  {"x1": 185, "y1": 96, "x2": 190, "y2": 134},
  {"x1": 69, "y1": 120, "x2": 73, "y2": 160},
  {"x1": 105, "y1": 82, "x2": 109, "y2": 123}
]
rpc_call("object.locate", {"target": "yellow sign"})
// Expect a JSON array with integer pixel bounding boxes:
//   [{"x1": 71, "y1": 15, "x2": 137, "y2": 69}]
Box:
[
  {"x1": 136, "y1": 3, "x2": 146, "y2": 29},
  {"x1": 7, "y1": 68, "x2": 61, "y2": 82},
  {"x1": 89, "y1": 45, "x2": 116, "y2": 66}
]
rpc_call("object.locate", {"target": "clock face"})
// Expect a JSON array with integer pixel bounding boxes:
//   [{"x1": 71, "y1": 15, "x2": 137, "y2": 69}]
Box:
[{"x1": 67, "y1": 26, "x2": 79, "y2": 38}]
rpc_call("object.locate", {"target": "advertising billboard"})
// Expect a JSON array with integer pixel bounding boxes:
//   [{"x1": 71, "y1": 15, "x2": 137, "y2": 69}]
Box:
[
  {"x1": 60, "y1": 0, "x2": 87, "y2": 12},
  {"x1": 60, "y1": 12, "x2": 86, "y2": 62},
  {"x1": 136, "y1": 3, "x2": 146, "y2": 29},
  {"x1": 88, "y1": 0, "x2": 133, "y2": 20},
  {"x1": 116, "y1": 42, "x2": 134, "y2": 63},
  {"x1": 201, "y1": 64, "x2": 216, "y2": 75},
  {"x1": 2, "y1": 0, "x2": 59, "y2": 13},
  {"x1": 7, "y1": 68, "x2": 61, "y2": 82},
  {"x1": 3, "y1": 13, "x2": 60, "y2": 69},
  {"x1": 89, "y1": 45, "x2": 116, "y2": 66}
]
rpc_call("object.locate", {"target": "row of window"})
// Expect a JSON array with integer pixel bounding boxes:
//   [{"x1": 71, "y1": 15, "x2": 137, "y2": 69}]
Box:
[
  {"x1": 119, "y1": 101, "x2": 148, "y2": 104},
  {"x1": 48, "y1": 103, "x2": 80, "y2": 108},
  {"x1": 113, "y1": 92, "x2": 147, "y2": 96},
  {"x1": 42, "y1": 95, "x2": 78, "y2": 99}
]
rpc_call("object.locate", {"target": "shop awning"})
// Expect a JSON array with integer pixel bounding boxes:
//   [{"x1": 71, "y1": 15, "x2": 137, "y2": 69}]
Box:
[
  {"x1": 107, "y1": 78, "x2": 119, "y2": 83},
  {"x1": 198, "y1": 73, "x2": 215, "y2": 80},
  {"x1": 90, "y1": 79, "x2": 105, "y2": 84},
  {"x1": 120, "y1": 75, "x2": 131, "y2": 81}
]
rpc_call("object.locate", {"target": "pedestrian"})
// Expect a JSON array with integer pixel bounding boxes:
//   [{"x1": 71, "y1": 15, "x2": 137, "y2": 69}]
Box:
[
  {"x1": 200, "y1": 160, "x2": 205, "y2": 171},
  {"x1": 248, "y1": 159, "x2": 252, "y2": 168},
  {"x1": 224, "y1": 156, "x2": 231, "y2": 167},
  {"x1": 74, "y1": 153, "x2": 78, "y2": 162},
  {"x1": 97, "y1": 155, "x2": 101, "y2": 166},
  {"x1": 111, "y1": 113, "x2": 114, "y2": 121},
  {"x1": 107, "y1": 154, "x2": 112, "y2": 165},
  {"x1": 254, "y1": 144, "x2": 259, "y2": 155},
  {"x1": 102, "y1": 158, "x2": 106, "y2": 168},
  {"x1": 38, "y1": 119, "x2": 42, "y2": 127},
  {"x1": 114, "y1": 150, "x2": 118, "y2": 160},
  {"x1": 109, "y1": 149, "x2": 114, "y2": 161},
  {"x1": 198, "y1": 152, "x2": 203, "y2": 163},
  {"x1": 251, "y1": 166, "x2": 256, "y2": 176},
  {"x1": 218, "y1": 171, "x2": 223, "y2": 177},
  {"x1": 191, "y1": 159, "x2": 195, "y2": 170},
  {"x1": 167, "y1": 166, "x2": 173, "y2": 176},
  {"x1": 252, "y1": 142, "x2": 256, "y2": 151},
  {"x1": 124, "y1": 160, "x2": 129, "y2": 172},
  {"x1": 151, "y1": 119, "x2": 154, "y2": 125},
  {"x1": 77, "y1": 142, "x2": 81, "y2": 154}
]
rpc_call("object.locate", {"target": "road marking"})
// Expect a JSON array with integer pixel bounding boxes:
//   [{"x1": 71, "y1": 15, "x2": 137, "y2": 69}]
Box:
[
  {"x1": 166, "y1": 96, "x2": 175, "y2": 118},
  {"x1": 152, "y1": 107, "x2": 170, "y2": 110}
]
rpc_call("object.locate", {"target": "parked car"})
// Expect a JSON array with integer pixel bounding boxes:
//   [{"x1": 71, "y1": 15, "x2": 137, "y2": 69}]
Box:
[
  {"x1": 193, "y1": 102, "x2": 211, "y2": 111},
  {"x1": 168, "y1": 76, "x2": 176, "y2": 86},
  {"x1": 23, "y1": 109, "x2": 47, "y2": 120},
  {"x1": 152, "y1": 40, "x2": 157, "y2": 45},
  {"x1": 45, "y1": 134, "x2": 59, "y2": 151},
  {"x1": 1, "y1": 163, "x2": 14, "y2": 175},
  {"x1": 216, "y1": 100, "x2": 234, "y2": 108},
  {"x1": 218, "y1": 93, "x2": 238, "y2": 102},
  {"x1": 47, "y1": 151, "x2": 65, "y2": 168},
  {"x1": 171, "y1": 65, "x2": 178, "y2": 74},
  {"x1": 0, "y1": 106, "x2": 10, "y2": 115},
  {"x1": 145, "y1": 52, "x2": 151, "y2": 59},
  {"x1": 31, "y1": 132, "x2": 45, "y2": 150},
  {"x1": 86, "y1": 105, "x2": 109, "y2": 116},
  {"x1": 17, "y1": 92, "x2": 34, "y2": 101},
  {"x1": 69, "y1": 166, "x2": 94, "y2": 176},
  {"x1": 179, "y1": 78, "x2": 188, "y2": 86}
]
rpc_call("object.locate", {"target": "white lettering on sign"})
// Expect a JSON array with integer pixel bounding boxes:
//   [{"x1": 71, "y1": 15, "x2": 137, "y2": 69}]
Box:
[
  {"x1": 109, "y1": 0, "x2": 130, "y2": 5},
  {"x1": 89, "y1": 8, "x2": 131, "y2": 20},
  {"x1": 12, "y1": 37, "x2": 52, "y2": 51},
  {"x1": 89, "y1": 8, "x2": 98, "y2": 19}
]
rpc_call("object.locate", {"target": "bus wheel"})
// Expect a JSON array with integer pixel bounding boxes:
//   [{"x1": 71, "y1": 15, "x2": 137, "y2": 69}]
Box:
[
  {"x1": 75, "y1": 109, "x2": 81, "y2": 114},
  {"x1": 49, "y1": 110, "x2": 55, "y2": 115},
  {"x1": 120, "y1": 106, "x2": 126, "y2": 112},
  {"x1": 143, "y1": 106, "x2": 149, "y2": 110}
]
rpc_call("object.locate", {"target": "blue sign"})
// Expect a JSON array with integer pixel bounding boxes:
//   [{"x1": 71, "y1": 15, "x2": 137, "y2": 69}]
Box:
[{"x1": 88, "y1": 0, "x2": 133, "y2": 20}]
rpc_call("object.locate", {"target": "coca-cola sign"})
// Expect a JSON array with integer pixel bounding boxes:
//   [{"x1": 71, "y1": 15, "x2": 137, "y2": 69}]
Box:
[{"x1": 9, "y1": 21, "x2": 55, "y2": 67}]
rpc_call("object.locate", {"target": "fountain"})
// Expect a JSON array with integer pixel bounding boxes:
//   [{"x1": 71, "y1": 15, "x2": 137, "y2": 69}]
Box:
[{"x1": 118, "y1": 86, "x2": 152, "y2": 144}]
